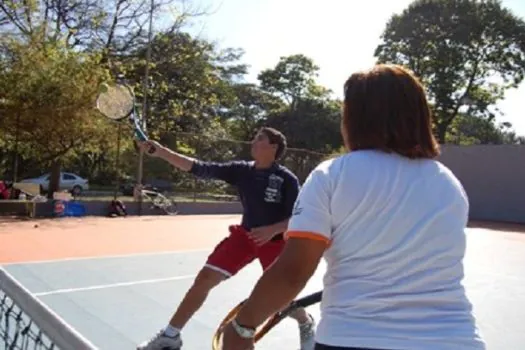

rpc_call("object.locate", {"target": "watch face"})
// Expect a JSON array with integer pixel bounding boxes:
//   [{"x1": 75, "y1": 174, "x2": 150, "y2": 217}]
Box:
[
  {"x1": 242, "y1": 328, "x2": 255, "y2": 337},
  {"x1": 233, "y1": 320, "x2": 255, "y2": 338}
]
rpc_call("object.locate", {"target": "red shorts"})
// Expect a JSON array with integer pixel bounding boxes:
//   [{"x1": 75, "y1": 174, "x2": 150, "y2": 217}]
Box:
[{"x1": 205, "y1": 225, "x2": 285, "y2": 277}]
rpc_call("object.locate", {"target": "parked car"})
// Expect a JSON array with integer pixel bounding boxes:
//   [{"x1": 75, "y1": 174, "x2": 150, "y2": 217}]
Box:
[{"x1": 20, "y1": 172, "x2": 89, "y2": 196}]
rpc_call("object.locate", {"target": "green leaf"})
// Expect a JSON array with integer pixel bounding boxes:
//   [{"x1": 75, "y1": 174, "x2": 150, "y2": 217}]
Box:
[{"x1": 374, "y1": 0, "x2": 525, "y2": 142}]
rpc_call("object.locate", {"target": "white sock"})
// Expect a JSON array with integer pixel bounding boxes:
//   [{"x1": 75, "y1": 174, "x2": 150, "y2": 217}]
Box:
[
  {"x1": 300, "y1": 314, "x2": 313, "y2": 326},
  {"x1": 163, "y1": 325, "x2": 180, "y2": 337}
]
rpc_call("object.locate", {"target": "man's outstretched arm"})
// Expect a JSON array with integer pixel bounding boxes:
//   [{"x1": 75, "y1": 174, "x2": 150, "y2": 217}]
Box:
[
  {"x1": 139, "y1": 140, "x2": 195, "y2": 171},
  {"x1": 139, "y1": 140, "x2": 242, "y2": 184}
]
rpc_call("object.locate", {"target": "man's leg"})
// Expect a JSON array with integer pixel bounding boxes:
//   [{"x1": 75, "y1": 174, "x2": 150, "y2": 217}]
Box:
[
  {"x1": 167, "y1": 266, "x2": 227, "y2": 329},
  {"x1": 137, "y1": 226, "x2": 256, "y2": 350},
  {"x1": 257, "y1": 240, "x2": 316, "y2": 350}
]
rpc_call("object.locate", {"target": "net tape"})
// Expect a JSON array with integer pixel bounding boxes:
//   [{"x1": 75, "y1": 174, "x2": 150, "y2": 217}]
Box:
[
  {"x1": 96, "y1": 84, "x2": 134, "y2": 120},
  {"x1": 0, "y1": 268, "x2": 97, "y2": 350}
]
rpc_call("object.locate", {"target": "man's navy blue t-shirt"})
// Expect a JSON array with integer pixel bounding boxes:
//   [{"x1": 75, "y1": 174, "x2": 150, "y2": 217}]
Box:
[{"x1": 190, "y1": 160, "x2": 300, "y2": 239}]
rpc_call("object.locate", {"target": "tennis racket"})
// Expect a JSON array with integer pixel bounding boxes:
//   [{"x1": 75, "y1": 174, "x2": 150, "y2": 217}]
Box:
[
  {"x1": 212, "y1": 290, "x2": 322, "y2": 349},
  {"x1": 96, "y1": 82, "x2": 156, "y2": 153}
]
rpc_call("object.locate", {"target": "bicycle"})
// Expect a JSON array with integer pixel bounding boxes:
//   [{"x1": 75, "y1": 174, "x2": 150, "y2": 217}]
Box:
[{"x1": 134, "y1": 185, "x2": 178, "y2": 215}]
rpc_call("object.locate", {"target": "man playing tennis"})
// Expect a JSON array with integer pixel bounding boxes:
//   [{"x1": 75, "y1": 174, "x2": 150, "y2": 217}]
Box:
[{"x1": 136, "y1": 127, "x2": 316, "y2": 350}]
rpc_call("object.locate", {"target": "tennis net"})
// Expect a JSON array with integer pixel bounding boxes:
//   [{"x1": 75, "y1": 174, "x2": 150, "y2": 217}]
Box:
[{"x1": 0, "y1": 267, "x2": 97, "y2": 349}]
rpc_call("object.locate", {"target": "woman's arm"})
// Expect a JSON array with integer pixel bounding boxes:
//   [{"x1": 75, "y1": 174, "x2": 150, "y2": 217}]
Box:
[
  {"x1": 221, "y1": 161, "x2": 334, "y2": 349},
  {"x1": 234, "y1": 237, "x2": 328, "y2": 328}
]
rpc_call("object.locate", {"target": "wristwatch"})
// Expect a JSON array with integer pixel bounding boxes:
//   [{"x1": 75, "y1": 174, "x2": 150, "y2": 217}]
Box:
[{"x1": 231, "y1": 319, "x2": 256, "y2": 339}]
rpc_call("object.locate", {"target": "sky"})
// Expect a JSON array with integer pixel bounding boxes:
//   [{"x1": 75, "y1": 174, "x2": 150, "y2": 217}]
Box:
[{"x1": 164, "y1": 0, "x2": 525, "y2": 136}]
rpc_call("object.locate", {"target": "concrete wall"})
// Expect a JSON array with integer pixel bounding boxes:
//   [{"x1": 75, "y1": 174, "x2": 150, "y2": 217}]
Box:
[
  {"x1": 437, "y1": 145, "x2": 525, "y2": 224},
  {"x1": 0, "y1": 200, "x2": 243, "y2": 218}
]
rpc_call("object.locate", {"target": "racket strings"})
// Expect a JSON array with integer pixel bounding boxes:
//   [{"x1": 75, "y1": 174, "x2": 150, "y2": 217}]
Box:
[{"x1": 97, "y1": 85, "x2": 134, "y2": 120}]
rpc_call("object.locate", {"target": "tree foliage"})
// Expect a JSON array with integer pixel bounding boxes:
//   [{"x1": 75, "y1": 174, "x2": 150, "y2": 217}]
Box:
[
  {"x1": 0, "y1": 0, "x2": 522, "y2": 196},
  {"x1": 0, "y1": 38, "x2": 110, "y2": 165},
  {"x1": 258, "y1": 54, "x2": 331, "y2": 107},
  {"x1": 219, "y1": 83, "x2": 284, "y2": 142},
  {"x1": 374, "y1": 0, "x2": 525, "y2": 142},
  {"x1": 122, "y1": 31, "x2": 247, "y2": 140},
  {"x1": 447, "y1": 114, "x2": 525, "y2": 145},
  {"x1": 258, "y1": 54, "x2": 341, "y2": 152},
  {"x1": 0, "y1": 0, "x2": 207, "y2": 52}
]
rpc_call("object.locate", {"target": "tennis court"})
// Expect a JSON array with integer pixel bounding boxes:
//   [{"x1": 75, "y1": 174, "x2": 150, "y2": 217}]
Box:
[{"x1": 1, "y1": 215, "x2": 524, "y2": 350}]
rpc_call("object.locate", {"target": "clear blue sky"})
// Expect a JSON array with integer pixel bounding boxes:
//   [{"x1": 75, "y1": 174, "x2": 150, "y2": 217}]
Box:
[{"x1": 165, "y1": 0, "x2": 525, "y2": 136}]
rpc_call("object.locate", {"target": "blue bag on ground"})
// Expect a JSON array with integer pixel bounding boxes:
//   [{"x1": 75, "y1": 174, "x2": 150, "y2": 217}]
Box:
[{"x1": 54, "y1": 200, "x2": 86, "y2": 217}]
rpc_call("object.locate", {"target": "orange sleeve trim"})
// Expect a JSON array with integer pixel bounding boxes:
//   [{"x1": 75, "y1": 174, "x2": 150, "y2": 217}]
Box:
[{"x1": 285, "y1": 230, "x2": 331, "y2": 245}]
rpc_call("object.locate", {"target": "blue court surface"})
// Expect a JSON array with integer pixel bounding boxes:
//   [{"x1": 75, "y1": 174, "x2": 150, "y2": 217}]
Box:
[{"x1": 2, "y1": 226, "x2": 525, "y2": 349}]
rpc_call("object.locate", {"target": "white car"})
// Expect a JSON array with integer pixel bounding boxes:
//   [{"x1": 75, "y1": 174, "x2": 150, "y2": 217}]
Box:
[{"x1": 21, "y1": 172, "x2": 89, "y2": 196}]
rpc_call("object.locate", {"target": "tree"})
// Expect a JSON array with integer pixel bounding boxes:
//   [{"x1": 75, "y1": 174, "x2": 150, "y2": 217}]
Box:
[
  {"x1": 0, "y1": 0, "x2": 209, "y2": 52},
  {"x1": 0, "y1": 38, "x2": 110, "y2": 195},
  {"x1": 258, "y1": 54, "x2": 331, "y2": 109},
  {"x1": 222, "y1": 83, "x2": 285, "y2": 141},
  {"x1": 97, "y1": 30, "x2": 251, "y2": 187},
  {"x1": 257, "y1": 54, "x2": 341, "y2": 152},
  {"x1": 250, "y1": 54, "x2": 342, "y2": 180},
  {"x1": 264, "y1": 98, "x2": 341, "y2": 152},
  {"x1": 374, "y1": 0, "x2": 525, "y2": 142},
  {"x1": 0, "y1": 0, "x2": 218, "y2": 193},
  {"x1": 448, "y1": 115, "x2": 525, "y2": 145},
  {"x1": 121, "y1": 31, "x2": 247, "y2": 139}
]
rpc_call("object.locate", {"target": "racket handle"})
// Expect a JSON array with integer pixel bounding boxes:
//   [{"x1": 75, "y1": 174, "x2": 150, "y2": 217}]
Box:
[
  {"x1": 133, "y1": 127, "x2": 156, "y2": 154},
  {"x1": 294, "y1": 291, "x2": 322, "y2": 308}
]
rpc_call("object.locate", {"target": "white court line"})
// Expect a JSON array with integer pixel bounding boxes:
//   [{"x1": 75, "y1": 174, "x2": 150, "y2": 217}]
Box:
[
  {"x1": 2, "y1": 248, "x2": 211, "y2": 266},
  {"x1": 33, "y1": 274, "x2": 197, "y2": 297}
]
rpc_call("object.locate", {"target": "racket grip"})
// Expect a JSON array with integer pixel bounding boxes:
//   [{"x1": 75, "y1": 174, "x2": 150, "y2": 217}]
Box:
[{"x1": 295, "y1": 291, "x2": 322, "y2": 308}]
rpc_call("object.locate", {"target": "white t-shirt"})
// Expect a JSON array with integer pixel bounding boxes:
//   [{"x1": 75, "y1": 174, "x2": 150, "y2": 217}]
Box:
[{"x1": 286, "y1": 150, "x2": 485, "y2": 350}]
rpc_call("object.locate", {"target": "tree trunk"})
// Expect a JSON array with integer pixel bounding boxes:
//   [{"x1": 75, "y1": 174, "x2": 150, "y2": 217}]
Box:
[
  {"x1": 436, "y1": 122, "x2": 448, "y2": 144},
  {"x1": 47, "y1": 160, "x2": 61, "y2": 199},
  {"x1": 12, "y1": 112, "x2": 20, "y2": 183}
]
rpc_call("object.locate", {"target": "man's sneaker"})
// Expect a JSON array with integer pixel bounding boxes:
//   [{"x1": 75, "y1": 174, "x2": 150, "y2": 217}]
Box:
[
  {"x1": 298, "y1": 314, "x2": 316, "y2": 350},
  {"x1": 136, "y1": 329, "x2": 183, "y2": 350}
]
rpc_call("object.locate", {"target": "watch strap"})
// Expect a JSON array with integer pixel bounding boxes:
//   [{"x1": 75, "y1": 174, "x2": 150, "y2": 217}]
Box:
[{"x1": 231, "y1": 319, "x2": 256, "y2": 339}]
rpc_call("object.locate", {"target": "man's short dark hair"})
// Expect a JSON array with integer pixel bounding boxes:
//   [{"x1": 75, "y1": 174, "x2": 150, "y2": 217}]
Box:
[
  {"x1": 342, "y1": 64, "x2": 440, "y2": 159},
  {"x1": 259, "y1": 127, "x2": 287, "y2": 161}
]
